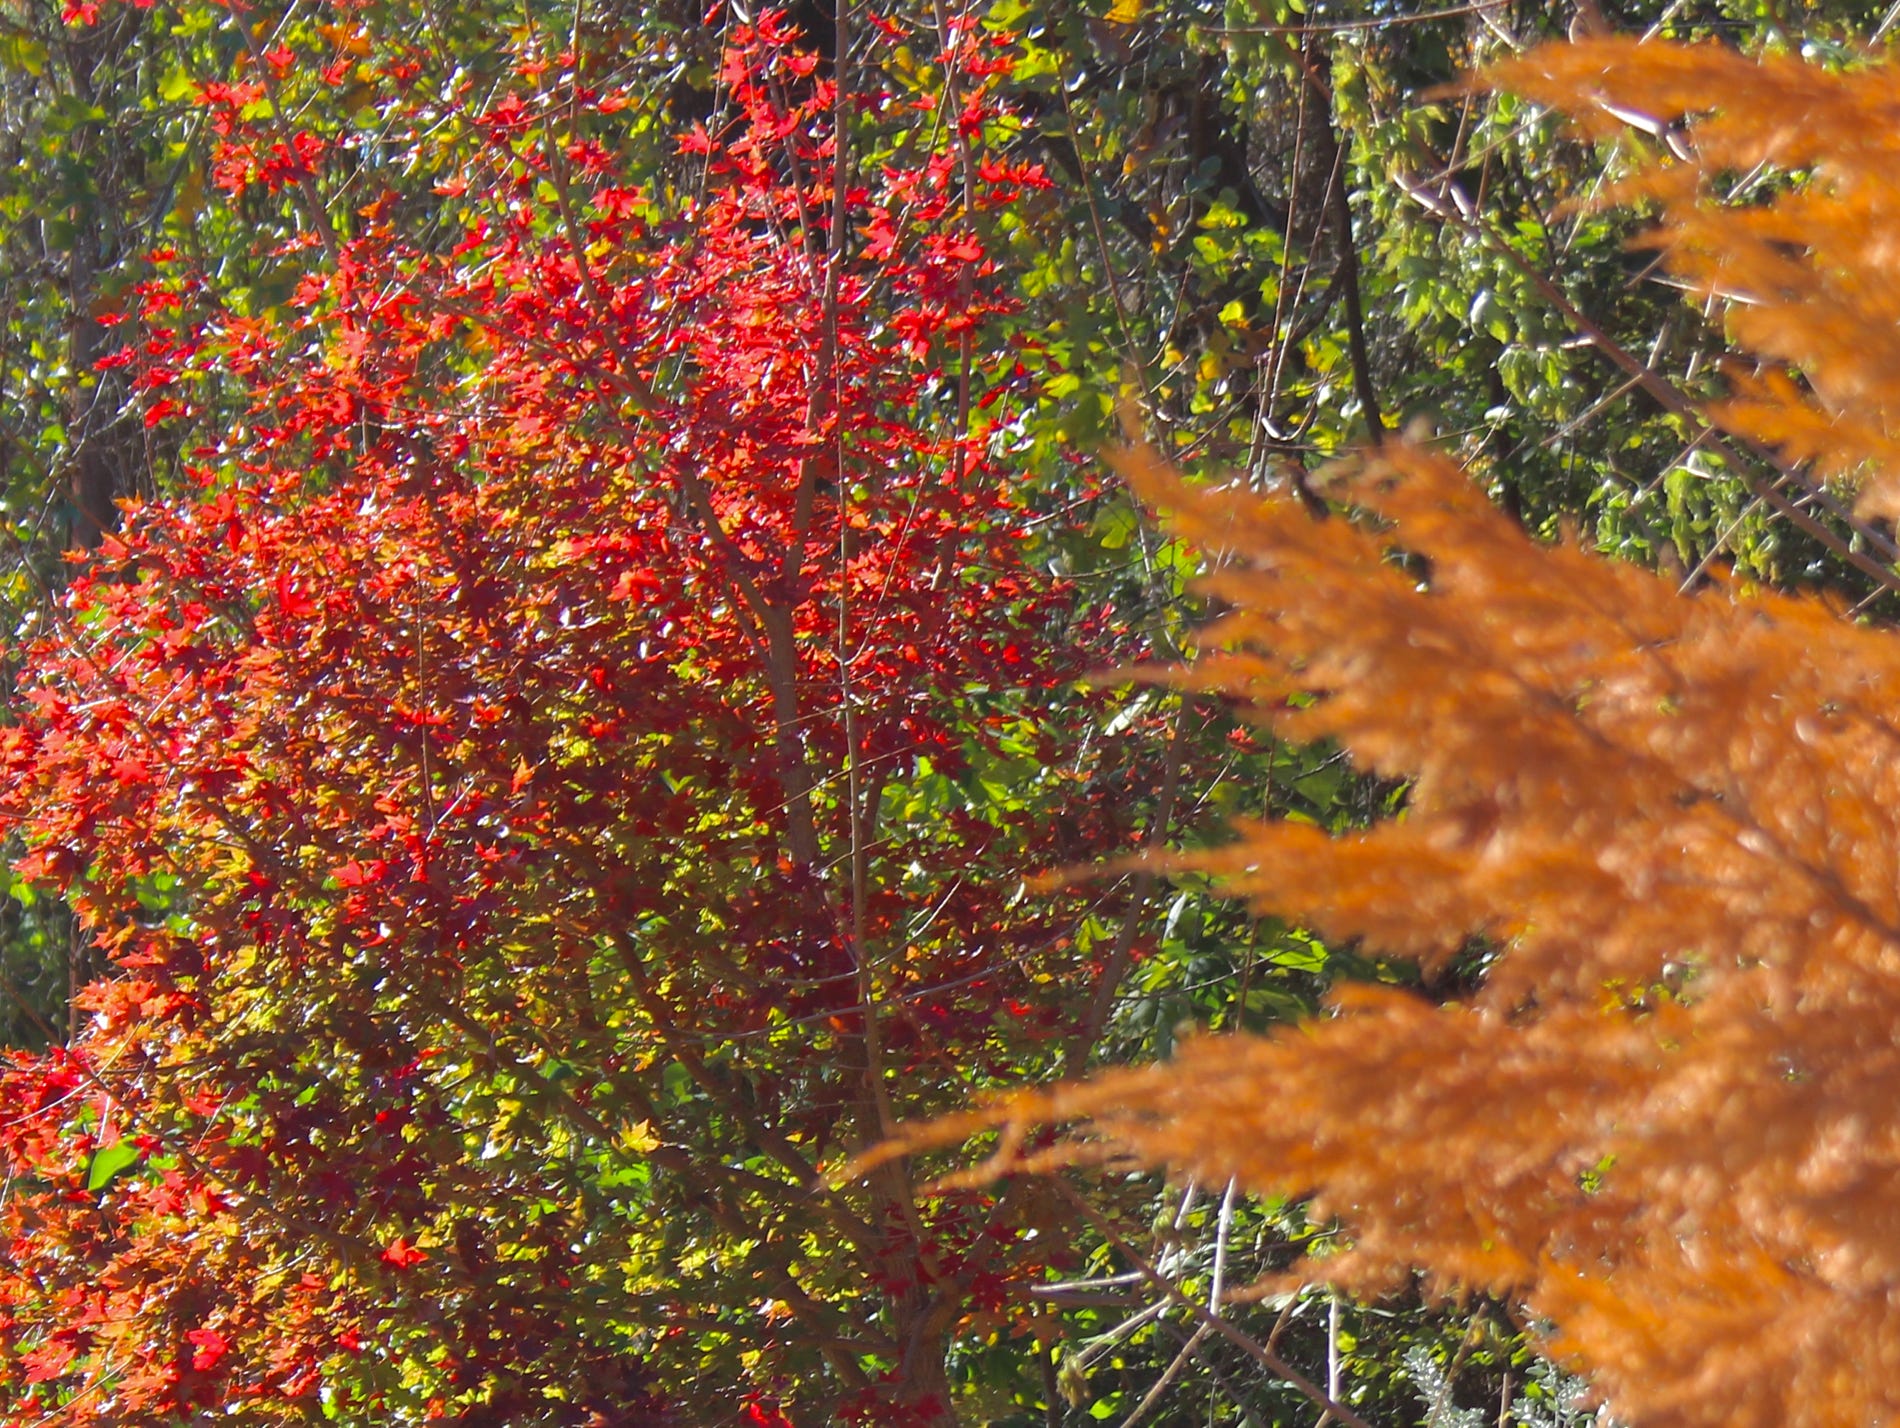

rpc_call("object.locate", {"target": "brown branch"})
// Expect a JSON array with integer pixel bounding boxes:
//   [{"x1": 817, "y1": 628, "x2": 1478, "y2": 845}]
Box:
[
  {"x1": 607, "y1": 928, "x2": 882, "y2": 1251},
  {"x1": 1064, "y1": 695, "x2": 1194, "y2": 1067},
  {"x1": 1302, "y1": 31, "x2": 1385, "y2": 444}
]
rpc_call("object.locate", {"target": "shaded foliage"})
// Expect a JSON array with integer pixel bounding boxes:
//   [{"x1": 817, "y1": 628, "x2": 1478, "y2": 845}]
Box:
[{"x1": 900, "y1": 36, "x2": 1900, "y2": 1428}]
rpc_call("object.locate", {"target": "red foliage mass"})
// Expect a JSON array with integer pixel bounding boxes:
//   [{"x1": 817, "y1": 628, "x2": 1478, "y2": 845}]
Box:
[{"x1": 0, "y1": 13, "x2": 1099, "y2": 1424}]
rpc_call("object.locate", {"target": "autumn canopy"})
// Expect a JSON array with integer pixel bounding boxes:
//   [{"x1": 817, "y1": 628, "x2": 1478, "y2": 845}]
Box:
[{"x1": 0, "y1": 3, "x2": 1894, "y2": 1427}]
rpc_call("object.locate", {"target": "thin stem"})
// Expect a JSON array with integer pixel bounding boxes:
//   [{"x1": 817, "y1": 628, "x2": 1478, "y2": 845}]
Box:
[{"x1": 1055, "y1": 1181, "x2": 1383, "y2": 1428}]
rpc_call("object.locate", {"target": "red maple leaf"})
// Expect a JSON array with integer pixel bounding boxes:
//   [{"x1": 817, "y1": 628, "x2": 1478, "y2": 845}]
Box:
[
  {"x1": 380, "y1": 1237, "x2": 427, "y2": 1270},
  {"x1": 184, "y1": 1326, "x2": 229, "y2": 1371}
]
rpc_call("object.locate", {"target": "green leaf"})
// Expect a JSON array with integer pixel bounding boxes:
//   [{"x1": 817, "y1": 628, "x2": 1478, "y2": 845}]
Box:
[
  {"x1": 0, "y1": 33, "x2": 47, "y2": 77},
  {"x1": 1469, "y1": 288, "x2": 1511, "y2": 343},
  {"x1": 85, "y1": 1141, "x2": 142, "y2": 1192},
  {"x1": 1093, "y1": 504, "x2": 1138, "y2": 550}
]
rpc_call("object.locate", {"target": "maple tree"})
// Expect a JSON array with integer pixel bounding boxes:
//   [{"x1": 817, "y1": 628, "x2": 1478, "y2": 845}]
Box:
[
  {"x1": 0, "y1": 7, "x2": 1167, "y2": 1422},
  {"x1": 896, "y1": 33, "x2": 1900, "y2": 1428}
]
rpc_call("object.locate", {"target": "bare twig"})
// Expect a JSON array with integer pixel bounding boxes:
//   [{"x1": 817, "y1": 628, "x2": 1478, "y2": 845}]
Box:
[
  {"x1": 1115, "y1": 1321, "x2": 1214, "y2": 1428},
  {"x1": 1054, "y1": 1181, "x2": 1383, "y2": 1428}
]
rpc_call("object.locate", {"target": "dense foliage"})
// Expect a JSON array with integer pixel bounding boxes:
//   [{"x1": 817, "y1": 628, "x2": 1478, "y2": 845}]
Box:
[
  {"x1": 0, "y1": 0, "x2": 1896, "y2": 1424},
  {"x1": 0, "y1": 13, "x2": 1126, "y2": 1423},
  {"x1": 899, "y1": 34, "x2": 1900, "y2": 1428}
]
